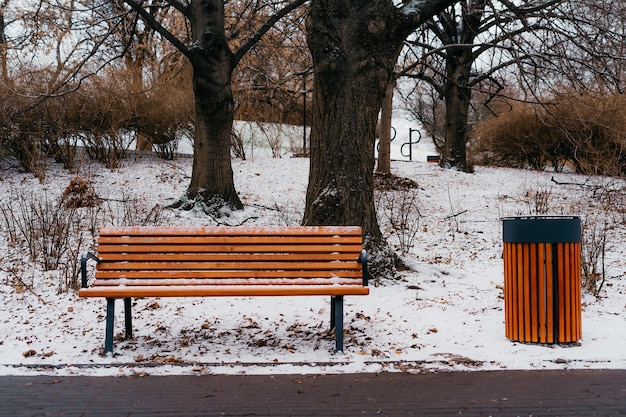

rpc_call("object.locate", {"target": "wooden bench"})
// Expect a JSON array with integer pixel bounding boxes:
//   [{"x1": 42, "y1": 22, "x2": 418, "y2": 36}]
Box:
[{"x1": 79, "y1": 226, "x2": 369, "y2": 354}]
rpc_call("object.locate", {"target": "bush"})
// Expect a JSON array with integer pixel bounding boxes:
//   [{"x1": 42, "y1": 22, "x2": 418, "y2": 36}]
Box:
[
  {"x1": 472, "y1": 93, "x2": 626, "y2": 175},
  {"x1": 0, "y1": 61, "x2": 195, "y2": 173},
  {"x1": 0, "y1": 191, "x2": 81, "y2": 272},
  {"x1": 62, "y1": 177, "x2": 99, "y2": 208},
  {"x1": 581, "y1": 218, "x2": 611, "y2": 297},
  {"x1": 375, "y1": 174, "x2": 421, "y2": 254},
  {"x1": 0, "y1": 183, "x2": 167, "y2": 292}
]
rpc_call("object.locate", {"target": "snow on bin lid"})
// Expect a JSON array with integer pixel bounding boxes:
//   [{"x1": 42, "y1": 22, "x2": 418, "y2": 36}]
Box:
[{"x1": 502, "y1": 215, "x2": 581, "y2": 243}]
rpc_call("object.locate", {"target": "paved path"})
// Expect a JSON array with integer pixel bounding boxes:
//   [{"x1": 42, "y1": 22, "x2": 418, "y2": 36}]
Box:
[{"x1": 1, "y1": 370, "x2": 625, "y2": 416}]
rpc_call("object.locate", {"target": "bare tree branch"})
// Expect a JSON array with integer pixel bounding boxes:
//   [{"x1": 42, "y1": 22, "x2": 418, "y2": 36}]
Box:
[
  {"x1": 122, "y1": 0, "x2": 193, "y2": 60},
  {"x1": 232, "y1": 0, "x2": 308, "y2": 68}
]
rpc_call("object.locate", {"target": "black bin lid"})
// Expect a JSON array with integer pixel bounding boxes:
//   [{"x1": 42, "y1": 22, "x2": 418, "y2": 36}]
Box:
[{"x1": 502, "y1": 216, "x2": 581, "y2": 243}]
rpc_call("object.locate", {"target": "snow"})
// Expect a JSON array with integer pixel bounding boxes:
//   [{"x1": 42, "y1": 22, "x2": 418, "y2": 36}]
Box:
[
  {"x1": 0, "y1": 125, "x2": 625, "y2": 377},
  {"x1": 400, "y1": 1, "x2": 427, "y2": 16}
]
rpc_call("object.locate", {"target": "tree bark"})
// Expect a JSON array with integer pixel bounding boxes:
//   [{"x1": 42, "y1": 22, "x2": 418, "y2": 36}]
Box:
[
  {"x1": 439, "y1": 1, "x2": 486, "y2": 172},
  {"x1": 184, "y1": 0, "x2": 243, "y2": 210},
  {"x1": 304, "y1": 0, "x2": 457, "y2": 278},
  {"x1": 441, "y1": 46, "x2": 473, "y2": 172},
  {"x1": 376, "y1": 78, "x2": 396, "y2": 174}
]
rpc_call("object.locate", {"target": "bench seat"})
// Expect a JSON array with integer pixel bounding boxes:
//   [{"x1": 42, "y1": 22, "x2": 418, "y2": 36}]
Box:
[{"x1": 80, "y1": 226, "x2": 369, "y2": 354}]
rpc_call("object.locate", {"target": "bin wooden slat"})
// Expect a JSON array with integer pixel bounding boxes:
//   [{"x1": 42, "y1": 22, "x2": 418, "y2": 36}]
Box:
[{"x1": 503, "y1": 241, "x2": 581, "y2": 344}]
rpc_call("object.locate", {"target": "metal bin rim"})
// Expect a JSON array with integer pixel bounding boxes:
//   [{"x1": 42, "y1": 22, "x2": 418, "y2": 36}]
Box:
[{"x1": 502, "y1": 215, "x2": 581, "y2": 243}]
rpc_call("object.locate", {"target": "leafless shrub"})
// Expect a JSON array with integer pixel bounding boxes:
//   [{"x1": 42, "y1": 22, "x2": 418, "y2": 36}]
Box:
[
  {"x1": 0, "y1": 264, "x2": 44, "y2": 302},
  {"x1": 0, "y1": 184, "x2": 165, "y2": 290},
  {"x1": 581, "y1": 218, "x2": 612, "y2": 297},
  {"x1": 62, "y1": 231, "x2": 87, "y2": 292},
  {"x1": 6, "y1": 133, "x2": 46, "y2": 180},
  {"x1": 377, "y1": 189, "x2": 421, "y2": 254},
  {"x1": 0, "y1": 191, "x2": 82, "y2": 271},
  {"x1": 0, "y1": 200, "x2": 19, "y2": 246},
  {"x1": 83, "y1": 204, "x2": 103, "y2": 239},
  {"x1": 100, "y1": 193, "x2": 165, "y2": 227},
  {"x1": 270, "y1": 202, "x2": 301, "y2": 226},
  {"x1": 584, "y1": 180, "x2": 626, "y2": 225},
  {"x1": 231, "y1": 130, "x2": 246, "y2": 160},
  {"x1": 82, "y1": 132, "x2": 131, "y2": 169},
  {"x1": 154, "y1": 139, "x2": 180, "y2": 160},
  {"x1": 33, "y1": 196, "x2": 79, "y2": 272},
  {"x1": 521, "y1": 184, "x2": 553, "y2": 215},
  {"x1": 41, "y1": 135, "x2": 81, "y2": 171},
  {"x1": 257, "y1": 122, "x2": 284, "y2": 158}
]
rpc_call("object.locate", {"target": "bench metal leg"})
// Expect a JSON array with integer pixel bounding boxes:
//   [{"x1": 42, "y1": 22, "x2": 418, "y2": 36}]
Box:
[
  {"x1": 332, "y1": 296, "x2": 344, "y2": 353},
  {"x1": 105, "y1": 298, "x2": 115, "y2": 354},
  {"x1": 124, "y1": 298, "x2": 133, "y2": 338},
  {"x1": 104, "y1": 298, "x2": 132, "y2": 354}
]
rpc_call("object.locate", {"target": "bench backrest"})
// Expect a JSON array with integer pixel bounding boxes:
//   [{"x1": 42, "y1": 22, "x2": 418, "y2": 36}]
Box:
[{"x1": 92, "y1": 226, "x2": 368, "y2": 289}]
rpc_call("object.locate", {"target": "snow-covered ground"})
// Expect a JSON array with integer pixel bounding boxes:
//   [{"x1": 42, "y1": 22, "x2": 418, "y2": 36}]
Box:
[{"x1": 0, "y1": 124, "x2": 624, "y2": 376}]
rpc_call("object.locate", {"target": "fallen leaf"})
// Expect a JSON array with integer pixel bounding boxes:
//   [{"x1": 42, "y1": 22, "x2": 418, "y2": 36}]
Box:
[{"x1": 22, "y1": 349, "x2": 37, "y2": 358}]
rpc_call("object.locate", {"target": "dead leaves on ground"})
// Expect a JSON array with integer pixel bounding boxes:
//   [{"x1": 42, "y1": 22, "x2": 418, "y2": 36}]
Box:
[{"x1": 22, "y1": 349, "x2": 55, "y2": 358}]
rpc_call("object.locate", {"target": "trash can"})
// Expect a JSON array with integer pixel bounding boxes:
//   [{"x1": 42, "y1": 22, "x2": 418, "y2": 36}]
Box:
[{"x1": 502, "y1": 216, "x2": 582, "y2": 344}]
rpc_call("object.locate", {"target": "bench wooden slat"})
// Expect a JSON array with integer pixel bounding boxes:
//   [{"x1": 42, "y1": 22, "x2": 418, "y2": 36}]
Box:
[
  {"x1": 97, "y1": 236, "x2": 363, "y2": 245},
  {"x1": 96, "y1": 253, "x2": 360, "y2": 262},
  {"x1": 93, "y1": 272, "x2": 362, "y2": 280},
  {"x1": 95, "y1": 260, "x2": 361, "y2": 271},
  {"x1": 80, "y1": 285, "x2": 370, "y2": 298},
  {"x1": 89, "y1": 277, "x2": 364, "y2": 286},
  {"x1": 97, "y1": 226, "x2": 363, "y2": 237},
  {"x1": 93, "y1": 269, "x2": 362, "y2": 279},
  {"x1": 96, "y1": 244, "x2": 363, "y2": 254}
]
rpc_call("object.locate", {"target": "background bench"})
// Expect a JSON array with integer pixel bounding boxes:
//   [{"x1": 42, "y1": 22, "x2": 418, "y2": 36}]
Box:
[{"x1": 79, "y1": 226, "x2": 369, "y2": 354}]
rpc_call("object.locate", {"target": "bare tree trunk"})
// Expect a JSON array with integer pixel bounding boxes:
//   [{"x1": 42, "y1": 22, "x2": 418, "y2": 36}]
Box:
[
  {"x1": 182, "y1": 0, "x2": 242, "y2": 210},
  {"x1": 376, "y1": 78, "x2": 396, "y2": 174},
  {"x1": 0, "y1": 0, "x2": 8, "y2": 83},
  {"x1": 437, "y1": 1, "x2": 485, "y2": 172},
  {"x1": 304, "y1": 0, "x2": 457, "y2": 278},
  {"x1": 441, "y1": 49, "x2": 473, "y2": 172},
  {"x1": 124, "y1": 46, "x2": 153, "y2": 152}
]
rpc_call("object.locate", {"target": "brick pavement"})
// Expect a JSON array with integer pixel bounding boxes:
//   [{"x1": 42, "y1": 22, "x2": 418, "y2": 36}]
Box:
[{"x1": 1, "y1": 369, "x2": 625, "y2": 416}]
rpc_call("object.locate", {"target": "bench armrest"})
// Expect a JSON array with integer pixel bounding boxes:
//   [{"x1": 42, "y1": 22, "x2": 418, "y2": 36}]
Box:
[
  {"x1": 80, "y1": 252, "x2": 101, "y2": 288},
  {"x1": 358, "y1": 249, "x2": 369, "y2": 286}
]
